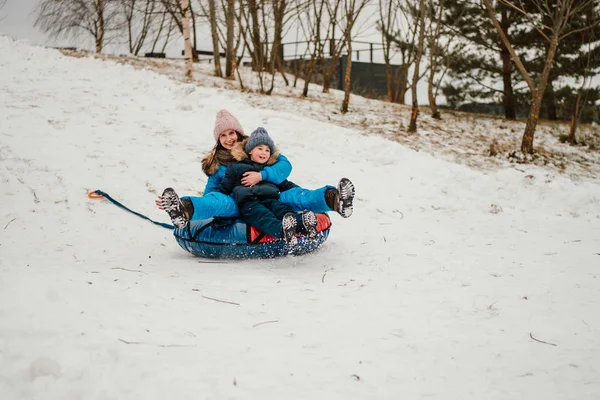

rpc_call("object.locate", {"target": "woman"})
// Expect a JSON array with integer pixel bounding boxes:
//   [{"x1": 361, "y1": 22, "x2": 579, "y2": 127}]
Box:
[{"x1": 157, "y1": 109, "x2": 354, "y2": 228}]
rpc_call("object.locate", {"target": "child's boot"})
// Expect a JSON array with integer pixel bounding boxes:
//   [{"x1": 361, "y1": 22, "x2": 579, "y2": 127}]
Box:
[
  {"x1": 301, "y1": 210, "x2": 318, "y2": 239},
  {"x1": 282, "y1": 212, "x2": 298, "y2": 246}
]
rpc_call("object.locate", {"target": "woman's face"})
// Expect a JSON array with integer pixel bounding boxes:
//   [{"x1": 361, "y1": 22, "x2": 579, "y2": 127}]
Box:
[{"x1": 219, "y1": 129, "x2": 239, "y2": 150}]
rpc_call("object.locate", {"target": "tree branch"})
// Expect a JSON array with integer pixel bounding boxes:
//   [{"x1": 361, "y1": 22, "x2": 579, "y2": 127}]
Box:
[{"x1": 481, "y1": 0, "x2": 535, "y2": 92}]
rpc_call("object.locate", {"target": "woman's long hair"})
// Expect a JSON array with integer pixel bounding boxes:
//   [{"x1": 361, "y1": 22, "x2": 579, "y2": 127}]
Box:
[{"x1": 201, "y1": 131, "x2": 248, "y2": 176}]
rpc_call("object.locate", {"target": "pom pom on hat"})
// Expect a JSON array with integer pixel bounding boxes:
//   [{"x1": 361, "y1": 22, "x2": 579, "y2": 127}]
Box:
[
  {"x1": 213, "y1": 109, "x2": 244, "y2": 142},
  {"x1": 245, "y1": 127, "x2": 275, "y2": 154}
]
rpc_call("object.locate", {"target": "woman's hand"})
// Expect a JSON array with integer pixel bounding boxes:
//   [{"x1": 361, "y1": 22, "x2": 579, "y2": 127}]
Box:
[
  {"x1": 241, "y1": 171, "x2": 262, "y2": 186},
  {"x1": 155, "y1": 196, "x2": 164, "y2": 210}
]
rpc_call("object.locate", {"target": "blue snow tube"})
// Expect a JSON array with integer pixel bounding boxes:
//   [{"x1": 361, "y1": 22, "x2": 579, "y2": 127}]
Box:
[{"x1": 173, "y1": 214, "x2": 332, "y2": 259}]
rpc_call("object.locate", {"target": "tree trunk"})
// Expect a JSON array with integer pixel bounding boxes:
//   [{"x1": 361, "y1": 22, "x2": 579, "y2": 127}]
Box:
[
  {"x1": 545, "y1": 80, "x2": 558, "y2": 120},
  {"x1": 386, "y1": 64, "x2": 394, "y2": 102},
  {"x1": 427, "y1": 54, "x2": 440, "y2": 118},
  {"x1": 302, "y1": 57, "x2": 315, "y2": 97},
  {"x1": 95, "y1": 0, "x2": 104, "y2": 53},
  {"x1": 322, "y1": 53, "x2": 341, "y2": 93},
  {"x1": 189, "y1": 1, "x2": 198, "y2": 62},
  {"x1": 225, "y1": 0, "x2": 235, "y2": 78},
  {"x1": 248, "y1": 0, "x2": 263, "y2": 71},
  {"x1": 276, "y1": 56, "x2": 289, "y2": 86},
  {"x1": 160, "y1": 17, "x2": 175, "y2": 53},
  {"x1": 126, "y1": 6, "x2": 133, "y2": 54},
  {"x1": 427, "y1": 0, "x2": 444, "y2": 119},
  {"x1": 150, "y1": 12, "x2": 166, "y2": 53},
  {"x1": 500, "y1": 45, "x2": 516, "y2": 120},
  {"x1": 499, "y1": 10, "x2": 516, "y2": 120},
  {"x1": 568, "y1": 89, "x2": 583, "y2": 144},
  {"x1": 341, "y1": 51, "x2": 352, "y2": 113},
  {"x1": 568, "y1": 114, "x2": 578, "y2": 144},
  {"x1": 267, "y1": 0, "x2": 285, "y2": 94},
  {"x1": 182, "y1": 0, "x2": 193, "y2": 79},
  {"x1": 521, "y1": 94, "x2": 542, "y2": 154},
  {"x1": 521, "y1": 35, "x2": 559, "y2": 154},
  {"x1": 408, "y1": 0, "x2": 425, "y2": 133},
  {"x1": 380, "y1": 0, "x2": 394, "y2": 102},
  {"x1": 395, "y1": 67, "x2": 408, "y2": 104},
  {"x1": 427, "y1": 73, "x2": 440, "y2": 119},
  {"x1": 208, "y1": 0, "x2": 222, "y2": 77}
]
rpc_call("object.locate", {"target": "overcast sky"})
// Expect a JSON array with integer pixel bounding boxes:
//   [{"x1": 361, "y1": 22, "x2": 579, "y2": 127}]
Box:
[{"x1": 1, "y1": 0, "x2": 49, "y2": 45}]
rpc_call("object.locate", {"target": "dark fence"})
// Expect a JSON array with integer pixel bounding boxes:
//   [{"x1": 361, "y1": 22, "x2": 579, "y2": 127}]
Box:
[{"x1": 282, "y1": 55, "x2": 405, "y2": 100}]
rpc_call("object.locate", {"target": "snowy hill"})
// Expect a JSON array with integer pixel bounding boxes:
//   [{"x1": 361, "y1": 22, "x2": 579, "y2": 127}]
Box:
[{"x1": 1, "y1": 36, "x2": 599, "y2": 399}]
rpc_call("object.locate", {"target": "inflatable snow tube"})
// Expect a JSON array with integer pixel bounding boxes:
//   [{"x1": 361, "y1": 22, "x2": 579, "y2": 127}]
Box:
[{"x1": 173, "y1": 213, "x2": 332, "y2": 259}]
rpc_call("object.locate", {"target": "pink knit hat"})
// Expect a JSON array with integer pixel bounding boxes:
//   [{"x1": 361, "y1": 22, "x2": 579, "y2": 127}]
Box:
[{"x1": 213, "y1": 109, "x2": 244, "y2": 142}]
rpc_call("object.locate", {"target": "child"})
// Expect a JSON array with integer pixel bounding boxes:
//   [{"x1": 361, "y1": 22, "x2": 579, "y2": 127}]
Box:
[{"x1": 214, "y1": 127, "x2": 318, "y2": 245}]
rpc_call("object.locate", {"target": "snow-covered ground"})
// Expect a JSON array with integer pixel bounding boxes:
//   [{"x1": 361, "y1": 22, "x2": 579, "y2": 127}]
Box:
[{"x1": 1, "y1": 36, "x2": 599, "y2": 399}]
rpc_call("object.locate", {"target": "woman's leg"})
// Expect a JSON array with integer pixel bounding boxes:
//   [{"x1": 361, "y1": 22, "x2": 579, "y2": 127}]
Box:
[
  {"x1": 279, "y1": 185, "x2": 335, "y2": 213},
  {"x1": 280, "y1": 178, "x2": 355, "y2": 218},
  {"x1": 181, "y1": 192, "x2": 240, "y2": 221}
]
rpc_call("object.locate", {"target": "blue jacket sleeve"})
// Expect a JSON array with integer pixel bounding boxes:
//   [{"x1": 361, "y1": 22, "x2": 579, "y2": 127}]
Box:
[
  {"x1": 216, "y1": 167, "x2": 237, "y2": 195},
  {"x1": 261, "y1": 154, "x2": 292, "y2": 185},
  {"x1": 203, "y1": 166, "x2": 226, "y2": 194}
]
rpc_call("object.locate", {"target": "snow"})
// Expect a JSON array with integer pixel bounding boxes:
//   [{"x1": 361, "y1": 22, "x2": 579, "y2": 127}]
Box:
[{"x1": 1, "y1": 36, "x2": 600, "y2": 399}]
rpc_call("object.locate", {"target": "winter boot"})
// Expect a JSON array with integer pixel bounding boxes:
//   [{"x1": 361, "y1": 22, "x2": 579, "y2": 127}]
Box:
[
  {"x1": 301, "y1": 210, "x2": 318, "y2": 239},
  {"x1": 282, "y1": 212, "x2": 298, "y2": 246},
  {"x1": 325, "y1": 178, "x2": 355, "y2": 218},
  {"x1": 161, "y1": 187, "x2": 188, "y2": 229}
]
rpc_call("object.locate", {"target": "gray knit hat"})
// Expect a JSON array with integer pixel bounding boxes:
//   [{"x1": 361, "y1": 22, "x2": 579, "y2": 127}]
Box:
[{"x1": 245, "y1": 127, "x2": 275, "y2": 154}]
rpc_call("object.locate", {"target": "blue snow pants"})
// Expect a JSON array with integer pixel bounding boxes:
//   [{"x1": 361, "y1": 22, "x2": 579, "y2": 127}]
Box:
[{"x1": 181, "y1": 185, "x2": 335, "y2": 221}]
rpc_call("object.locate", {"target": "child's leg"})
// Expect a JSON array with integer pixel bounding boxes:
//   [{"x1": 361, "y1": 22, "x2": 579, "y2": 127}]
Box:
[
  {"x1": 239, "y1": 201, "x2": 287, "y2": 239},
  {"x1": 262, "y1": 199, "x2": 316, "y2": 238},
  {"x1": 261, "y1": 198, "x2": 295, "y2": 219},
  {"x1": 181, "y1": 192, "x2": 240, "y2": 221}
]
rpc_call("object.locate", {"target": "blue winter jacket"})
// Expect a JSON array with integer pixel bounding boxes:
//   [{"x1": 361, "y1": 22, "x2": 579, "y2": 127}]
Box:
[
  {"x1": 203, "y1": 154, "x2": 292, "y2": 194},
  {"x1": 215, "y1": 158, "x2": 298, "y2": 204}
]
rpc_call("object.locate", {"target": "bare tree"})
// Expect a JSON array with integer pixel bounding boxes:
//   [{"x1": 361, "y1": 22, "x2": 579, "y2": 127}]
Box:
[
  {"x1": 149, "y1": 5, "x2": 177, "y2": 53},
  {"x1": 322, "y1": 0, "x2": 346, "y2": 93},
  {"x1": 0, "y1": 0, "x2": 6, "y2": 20},
  {"x1": 160, "y1": 0, "x2": 198, "y2": 61},
  {"x1": 378, "y1": 0, "x2": 402, "y2": 102},
  {"x1": 482, "y1": 0, "x2": 598, "y2": 154},
  {"x1": 35, "y1": 0, "x2": 121, "y2": 53},
  {"x1": 407, "y1": 0, "x2": 425, "y2": 132},
  {"x1": 266, "y1": 0, "x2": 299, "y2": 92},
  {"x1": 340, "y1": 0, "x2": 369, "y2": 113},
  {"x1": 295, "y1": 0, "x2": 325, "y2": 97},
  {"x1": 426, "y1": 0, "x2": 445, "y2": 119},
  {"x1": 207, "y1": 0, "x2": 223, "y2": 77},
  {"x1": 247, "y1": 0, "x2": 265, "y2": 71},
  {"x1": 182, "y1": 0, "x2": 193, "y2": 79},
  {"x1": 237, "y1": 3, "x2": 267, "y2": 91},
  {"x1": 225, "y1": 0, "x2": 235, "y2": 78},
  {"x1": 378, "y1": 0, "x2": 421, "y2": 104},
  {"x1": 120, "y1": 0, "x2": 159, "y2": 55},
  {"x1": 567, "y1": 39, "x2": 598, "y2": 143}
]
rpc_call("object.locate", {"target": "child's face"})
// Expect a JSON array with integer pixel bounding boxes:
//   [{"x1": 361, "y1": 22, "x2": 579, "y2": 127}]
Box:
[
  {"x1": 249, "y1": 144, "x2": 271, "y2": 164},
  {"x1": 219, "y1": 129, "x2": 239, "y2": 150}
]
